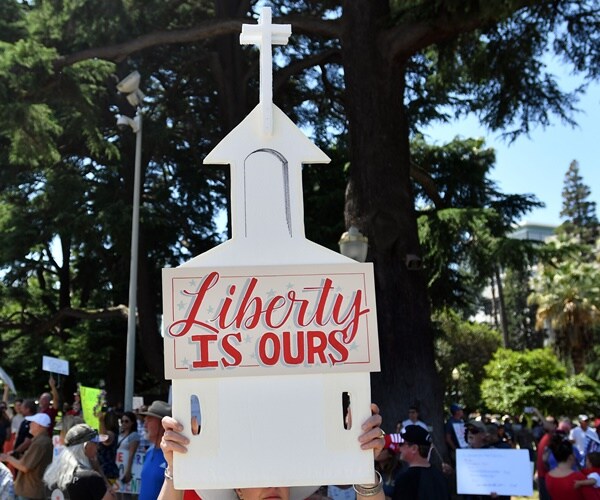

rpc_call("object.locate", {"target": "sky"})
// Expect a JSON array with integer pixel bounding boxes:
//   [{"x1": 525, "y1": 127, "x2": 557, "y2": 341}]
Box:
[{"x1": 422, "y1": 75, "x2": 600, "y2": 228}]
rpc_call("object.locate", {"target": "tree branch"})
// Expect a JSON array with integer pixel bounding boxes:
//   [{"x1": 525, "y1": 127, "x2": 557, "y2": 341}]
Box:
[
  {"x1": 1, "y1": 306, "x2": 129, "y2": 337},
  {"x1": 274, "y1": 48, "x2": 341, "y2": 94},
  {"x1": 410, "y1": 162, "x2": 445, "y2": 210},
  {"x1": 381, "y1": 0, "x2": 549, "y2": 62},
  {"x1": 54, "y1": 16, "x2": 340, "y2": 69}
]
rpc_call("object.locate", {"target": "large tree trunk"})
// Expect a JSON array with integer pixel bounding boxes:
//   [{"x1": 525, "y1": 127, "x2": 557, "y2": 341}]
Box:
[{"x1": 341, "y1": 0, "x2": 443, "y2": 447}]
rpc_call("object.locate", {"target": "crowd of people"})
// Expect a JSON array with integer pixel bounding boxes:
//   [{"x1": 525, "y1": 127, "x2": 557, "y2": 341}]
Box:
[
  {"x1": 2, "y1": 379, "x2": 600, "y2": 500},
  {"x1": 0, "y1": 379, "x2": 172, "y2": 500}
]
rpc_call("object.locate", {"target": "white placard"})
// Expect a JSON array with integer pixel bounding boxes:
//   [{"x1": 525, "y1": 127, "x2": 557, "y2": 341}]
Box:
[
  {"x1": 116, "y1": 449, "x2": 145, "y2": 494},
  {"x1": 132, "y1": 396, "x2": 144, "y2": 410},
  {"x1": 456, "y1": 449, "x2": 533, "y2": 496},
  {"x1": 42, "y1": 356, "x2": 69, "y2": 376},
  {"x1": 453, "y1": 422, "x2": 468, "y2": 448}
]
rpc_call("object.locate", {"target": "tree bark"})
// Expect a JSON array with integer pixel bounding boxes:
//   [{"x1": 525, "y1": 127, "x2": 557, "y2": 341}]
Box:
[{"x1": 341, "y1": 0, "x2": 443, "y2": 444}]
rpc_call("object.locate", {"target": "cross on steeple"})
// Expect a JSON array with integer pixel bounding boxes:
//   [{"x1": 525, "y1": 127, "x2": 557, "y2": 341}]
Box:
[{"x1": 240, "y1": 7, "x2": 291, "y2": 135}]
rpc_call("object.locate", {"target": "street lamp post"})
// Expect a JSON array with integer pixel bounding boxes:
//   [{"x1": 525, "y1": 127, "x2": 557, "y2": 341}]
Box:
[{"x1": 116, "y1": 71, "x2": 144, "y2": 411}]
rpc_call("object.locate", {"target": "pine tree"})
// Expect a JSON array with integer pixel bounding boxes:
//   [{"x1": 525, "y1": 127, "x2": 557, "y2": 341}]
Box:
[{"x1": 560, "y1": 160, "x2": 599, "y2": 245}]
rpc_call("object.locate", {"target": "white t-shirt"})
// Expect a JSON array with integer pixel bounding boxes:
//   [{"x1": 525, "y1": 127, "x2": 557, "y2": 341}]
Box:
[
  {"x1": 401, "y1": 418, "x2": 429, "y2": 431},
  {"x1": 570, "y1": 426, "x2": 598, "y2": 454},
  {"x1": 10, "y1": 414, "x2": 23, "y2": 435}
]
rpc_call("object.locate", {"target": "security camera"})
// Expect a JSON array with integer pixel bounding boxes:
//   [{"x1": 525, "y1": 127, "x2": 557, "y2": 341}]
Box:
[
  {"x1": 405, "y1": 254, "x2": 423, "y2": 271},
  {"x1": 116, "y1": 115, "x2": 138, "y2": 133},
  {"x1": 116, "y1": 71, "x2": 141, "y2": 94}
]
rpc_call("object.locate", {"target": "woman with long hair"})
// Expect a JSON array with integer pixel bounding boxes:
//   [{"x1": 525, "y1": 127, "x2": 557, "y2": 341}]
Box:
[
  {"x1": 546, "y1": 432, "x2": 600, "y2": 500},
  {"x1": 117, "y1": 411, "x2": 140, "y2": 498},
  {"x1": 43, "y1": 423, "x2": 113, "y2": 499}
]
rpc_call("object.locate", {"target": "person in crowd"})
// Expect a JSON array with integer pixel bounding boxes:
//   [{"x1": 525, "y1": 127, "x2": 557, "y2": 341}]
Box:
[
  {"x1": 571, "y1": 415, "x2": 596, "y2": 458},
  {"x1": 575, "y1": 451, "x2": 600, "y2": 490},
  {"x1": 545, "y1": 433, "x2": 600, "y2": 499},
  {"x1": 401, "y1": 405, "x2": 428, "y2": 432},
  {"x1": 66, "y1": 391, "x2": 82, "y2": 417},
  {"x1": 485, "y1": 423, "x2": 511, "y2": 449},
  {"x1": 10, "y1": 399, "x2": 36, "y2": 459},
  {"x1": 0, "y1": 413, "x2": 53, "y2": 499},
  {"x1": 43, "y1": 423, "x2": 113, "y2": 500},
  {"x1": 375, "y1": 436, "x2": 405, "y2": 499},
  {"x1": 157, "y1": 403, "x2": 386, "y2": 500},
  {"x1": 8, "y1": 399, "x2": 23, "y2": 454},
  {"x1": 0, "y1": 460, "x2": 14, "y2": 500},
  {"x1": 462, "y1": 421, "x2": 508, "y2": 499},
  {"x1": 533, "y1": 409, "x2": 558, "y2": 500},
  {"x1": 117, "y1": 410, "x2": 141, "y2": 498},
  {"x1": 0, "y1": 403, "x2": 10, "y2": 454},
  {"x1": 444, "y1": 403, "x2": 464, "y2": 465},
  {"x1": 392, "y1": 425, "x2": 450, "y2": 500},
  {"x1": 513, "y1": 415, "x2": 536, "y2": 462},
  {"x1": 139, "y1": 401, "x2": 171, "y2": 500},
  {"x1": 38, "y1": 376, "x2": 60, "y2": 435},
  {"x1": 98, "y1": 410, "x2": 120, "y2": 487},
  {"x1": 134, "y1": 406, "x2": 150, "y2": 453}
]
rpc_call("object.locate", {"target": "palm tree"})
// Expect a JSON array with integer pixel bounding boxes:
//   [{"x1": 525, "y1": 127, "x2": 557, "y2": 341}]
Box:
[{"x1": 528, "y1": 240, "x2": 600, "y2": 373}]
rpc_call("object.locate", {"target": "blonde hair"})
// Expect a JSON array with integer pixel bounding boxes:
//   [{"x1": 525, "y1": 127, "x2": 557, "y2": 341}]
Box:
[{"x1": 43, "y1": 443, "x2": 91, "y2": 491}]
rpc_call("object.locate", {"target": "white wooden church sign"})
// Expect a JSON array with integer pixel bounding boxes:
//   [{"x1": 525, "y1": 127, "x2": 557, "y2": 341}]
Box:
[{"x1": 162, "y1": 7, "x2": 380, "y2": 493}]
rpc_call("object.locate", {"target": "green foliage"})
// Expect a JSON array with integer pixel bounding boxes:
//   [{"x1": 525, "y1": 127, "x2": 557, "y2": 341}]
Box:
[
  {"x1": 558, "y1": 160, "x2": 599, "y2": 245},
  {"x1": 528, "y1": 238, "x2": 600, "y2": 373},
  {"x1": 413, "y1": 136, "x2": 542, "y2": 314},
  {"x1": 434, "y1": 309, "x2": 502, "y2": 411},
  {"x1": 481, "y1": 348, "x2": 600, "y2": 415}
]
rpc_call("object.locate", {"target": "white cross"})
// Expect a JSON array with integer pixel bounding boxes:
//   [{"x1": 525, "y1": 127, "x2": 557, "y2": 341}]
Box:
[{"x1": 240, "y1": 7, "x2": 291, "y2": 135}]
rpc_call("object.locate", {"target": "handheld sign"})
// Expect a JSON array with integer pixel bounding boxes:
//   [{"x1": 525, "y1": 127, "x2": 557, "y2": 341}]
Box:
[
  {"x1": 163, "y1": 7, "x2": 379, "y2": 492},
  {"x1": 42, "y1": 355, "x2": 69, "y2": 376}
]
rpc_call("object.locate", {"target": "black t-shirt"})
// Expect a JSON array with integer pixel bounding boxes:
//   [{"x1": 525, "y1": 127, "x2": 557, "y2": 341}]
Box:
[
  {"x1": 65, "y1": 469, "x2": 107, "y2": 500},
  {"x1": 392, "y1": 465, "x2": 450, "y2": 500},
  {"x1": 14, "y1": 419, "x2": 31, "y2": 450}
]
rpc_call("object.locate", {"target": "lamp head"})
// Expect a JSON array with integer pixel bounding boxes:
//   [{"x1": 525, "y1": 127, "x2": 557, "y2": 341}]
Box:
[{"x1": 116, "y1": 71, "x2": 141, "y2": 94}]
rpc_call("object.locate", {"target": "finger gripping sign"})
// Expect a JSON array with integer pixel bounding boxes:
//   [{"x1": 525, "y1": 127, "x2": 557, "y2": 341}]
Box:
[
  {"x1": 162, "y1": 6, "x2": 379, "y2": 493},
  {"x1": 164, "y1": 265, "x2": 379, "y2": 377}
]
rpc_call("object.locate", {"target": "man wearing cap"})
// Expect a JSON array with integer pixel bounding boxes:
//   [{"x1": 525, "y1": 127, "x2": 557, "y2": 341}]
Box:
[
  {"x1": 139, "y1": 400, "x2": 171, "y2": 500},
  {"x1": 0, "y1": 413, "x2": 53, "y2": 499},
  {"x1": 570, "y1": 415, "x2": 596, "y2": 457},
  {"x1": 392, "y1": 425, "x2": 450, "y2": 499},
  {"x1": 465, "y1": 420, "x2": 488, "y2": 449}
]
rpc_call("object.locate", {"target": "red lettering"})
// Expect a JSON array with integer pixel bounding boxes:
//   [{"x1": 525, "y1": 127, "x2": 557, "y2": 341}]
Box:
[
  {"x1": 191, "y1": 334, "x2": 218, "y2": 368},
  {"x1": 328, "y1": 330, "x2": 349, "y2": 364},
  {"x1": 264, "y1": 296, "x2": 287, "y2": 328},
  {"x1": 307, "y1": 330, "x2": 328, "y2": 364},
  {"x1": 221, "y1": 333, "x2": 243, "y2": 367},
  {"x1": 169, "y1": 272, "x2": 220, "y2": 337},
  {"x1": 313, "y1": 279, "x2": 335, "y2": 326},
  {"x1": 332, "y1": 290, "x2": 369, "y2": 343},
  {"x1": 281, "y1": 331, "x2": 305, "y2": 365},
  {"x1": 258, "y1": 332, "x2": 280, "y2": 366},
  {"x1": 216, "y1": 285, "x2": 236, "y2": 329}
]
